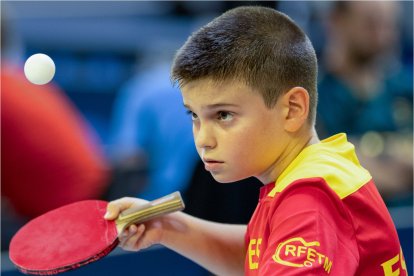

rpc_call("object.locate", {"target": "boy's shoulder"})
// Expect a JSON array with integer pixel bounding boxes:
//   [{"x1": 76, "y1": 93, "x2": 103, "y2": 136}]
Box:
[{"x1": 268, "y1": 133, "x2": 371, "y2": 199}]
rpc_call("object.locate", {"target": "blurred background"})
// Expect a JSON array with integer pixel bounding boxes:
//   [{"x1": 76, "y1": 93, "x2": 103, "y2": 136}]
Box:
[{"x1": 1, "y1": 1, "x2": 412, "y2": 275}]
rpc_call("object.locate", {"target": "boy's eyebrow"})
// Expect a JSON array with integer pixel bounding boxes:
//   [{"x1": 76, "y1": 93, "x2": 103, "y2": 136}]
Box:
[{"x1": 183, "y1": 103, "x2": 239, "y2": 110}]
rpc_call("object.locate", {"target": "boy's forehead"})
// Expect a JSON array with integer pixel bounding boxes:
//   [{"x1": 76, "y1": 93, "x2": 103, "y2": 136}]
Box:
[
  {"x1": 181, "y1": 78, "x2": 257, "y2": 106},
  {"x1": 182, "y1": 78, "x2": 236, "y2": 92},
  {"x1": 181, "y1": 79, "x2": 257, "y2": 96}
]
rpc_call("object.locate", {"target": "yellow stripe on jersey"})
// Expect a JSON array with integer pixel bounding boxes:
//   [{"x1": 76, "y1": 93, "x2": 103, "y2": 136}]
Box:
[{"x1": 268, "y1": 133, "x2": 372, "y2": 199}]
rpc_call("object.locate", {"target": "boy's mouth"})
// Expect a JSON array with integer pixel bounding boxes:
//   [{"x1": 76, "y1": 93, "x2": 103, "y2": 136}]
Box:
[
  {"x1": 203, "y1": 158, "x2": 224, "y2": 171},
  {"x1": 203, "y1": 158, "x2": 223, "y2": 163}
]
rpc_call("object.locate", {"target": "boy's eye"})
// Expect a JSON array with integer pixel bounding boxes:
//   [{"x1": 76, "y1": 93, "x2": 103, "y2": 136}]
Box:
[
  {"x1": 186, "y1": 110, "x2": 198, "y2": 120},
  {"x1": 217, "y1": 111, "x2": 233, "y2": 121}
]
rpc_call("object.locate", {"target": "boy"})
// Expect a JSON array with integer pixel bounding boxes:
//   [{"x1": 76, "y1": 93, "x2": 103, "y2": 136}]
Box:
[{"x1": 105, "y1": 6, "x2": 407, "y2": 275}]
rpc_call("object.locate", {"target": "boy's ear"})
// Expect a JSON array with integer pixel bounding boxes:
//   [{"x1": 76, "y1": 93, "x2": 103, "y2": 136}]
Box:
[{"x1": 281, "y1": 87, "x2": 310, "y2": 132}]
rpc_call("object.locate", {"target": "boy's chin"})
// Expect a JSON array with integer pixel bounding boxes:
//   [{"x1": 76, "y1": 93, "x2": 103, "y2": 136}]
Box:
[{"x1": 210, "y1": 172, "x2": 245, "y2": 184}]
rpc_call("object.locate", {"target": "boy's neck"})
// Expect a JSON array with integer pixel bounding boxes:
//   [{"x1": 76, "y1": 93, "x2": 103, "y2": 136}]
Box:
[{"x1": 257, "y1": 128, "x2": 319, "y2": 185}]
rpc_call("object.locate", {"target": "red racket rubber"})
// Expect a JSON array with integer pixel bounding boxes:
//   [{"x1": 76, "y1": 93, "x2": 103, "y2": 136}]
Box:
[
  {"x1": 9, "y1": 200, "x2": 118, "y2": 275},
  {"x1": 9, "y1": 192, "x2": 184, "y2": 275}
]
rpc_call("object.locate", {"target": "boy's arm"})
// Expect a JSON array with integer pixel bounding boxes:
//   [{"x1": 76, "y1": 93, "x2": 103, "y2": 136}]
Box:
[
  {"x1": 105, "y1": 197, "x2": 246, "y2": 276},
  {"x1": 162, "y1": 212, "x2": 246, "y2": 275}
]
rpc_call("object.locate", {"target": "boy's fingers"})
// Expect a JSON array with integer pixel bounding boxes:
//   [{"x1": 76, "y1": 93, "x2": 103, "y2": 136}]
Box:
[
  {"x1": 119, "y1": 225, "x2": 145, "y2": 251},
  {"x1": 104, "y1": 198, "x2": 134, "y2": 220}
]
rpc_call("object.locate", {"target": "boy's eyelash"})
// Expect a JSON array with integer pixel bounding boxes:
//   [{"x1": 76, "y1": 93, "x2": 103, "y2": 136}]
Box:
[
  {"x1": 218, "y1": 111, "x2": 232, "y2": 115},
  {"x1": 185, "y1": 110, "x2": 233, "y2": 121},
  {"x1": 186, "y1": 110, "x2": 198, "y2": 120},
  {"x1": 186, "y1": 110, "x2": 197, "y2": 117}
]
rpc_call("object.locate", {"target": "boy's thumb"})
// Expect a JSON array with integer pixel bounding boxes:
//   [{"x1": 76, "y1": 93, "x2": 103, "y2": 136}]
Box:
[
  {"x1": 104, "y1": 203, "x2": 118, "y2": 220},
  {"x1": 104, "y1": 210, "x2": 112, "y2": 219}
]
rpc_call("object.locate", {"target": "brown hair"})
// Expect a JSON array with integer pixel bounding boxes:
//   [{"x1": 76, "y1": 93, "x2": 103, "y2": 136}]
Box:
[{"x1": 172, "y1": 6, "x2": 318, "y2": 123}]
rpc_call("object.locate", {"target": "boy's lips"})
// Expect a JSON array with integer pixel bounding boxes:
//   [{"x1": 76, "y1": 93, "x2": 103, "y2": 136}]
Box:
[{"x1": 203, "y1": 158, "x2": 224, "y2": 171}]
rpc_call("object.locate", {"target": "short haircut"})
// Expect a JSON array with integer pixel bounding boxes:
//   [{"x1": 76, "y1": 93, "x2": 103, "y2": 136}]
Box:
[{"x1": 172, "y1": 6, "x2": 318, "y2": 123}]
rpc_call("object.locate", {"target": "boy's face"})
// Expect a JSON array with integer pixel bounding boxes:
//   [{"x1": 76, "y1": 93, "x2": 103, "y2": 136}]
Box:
[{"x1": 182, "y1": 78, "x2": 290, "y2": 184}]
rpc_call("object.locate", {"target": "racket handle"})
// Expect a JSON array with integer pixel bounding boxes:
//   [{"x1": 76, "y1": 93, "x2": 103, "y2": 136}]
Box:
[{"x1": 115, "y1": 191, "x2": 185, "y2": 234}]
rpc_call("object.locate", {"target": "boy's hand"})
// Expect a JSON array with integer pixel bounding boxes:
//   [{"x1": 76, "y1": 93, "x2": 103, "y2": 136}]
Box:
[{"x1": 104, "y1": 197, "x2": 164, "y2": 252}]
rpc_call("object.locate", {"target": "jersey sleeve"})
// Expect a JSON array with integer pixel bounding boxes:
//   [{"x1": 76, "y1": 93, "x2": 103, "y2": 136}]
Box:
[{"x1": 258, "y1": 182, "x2": 360, "y2": 275}]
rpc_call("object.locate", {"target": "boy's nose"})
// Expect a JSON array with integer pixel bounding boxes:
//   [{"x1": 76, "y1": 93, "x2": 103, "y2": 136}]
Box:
[{"x1": 194, "y1": 123, "x2": 216, "y2": 150}]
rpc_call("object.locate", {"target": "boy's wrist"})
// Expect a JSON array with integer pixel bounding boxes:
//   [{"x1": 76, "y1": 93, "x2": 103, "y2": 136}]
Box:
[{"x1": 158, "y1": 211, "x2": 186, "y2": 246}]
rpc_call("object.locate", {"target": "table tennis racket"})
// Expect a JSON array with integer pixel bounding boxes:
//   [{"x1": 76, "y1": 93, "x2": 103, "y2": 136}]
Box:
[{"x1": 9, "y1": 191, "x2": 185, "y2": 275}]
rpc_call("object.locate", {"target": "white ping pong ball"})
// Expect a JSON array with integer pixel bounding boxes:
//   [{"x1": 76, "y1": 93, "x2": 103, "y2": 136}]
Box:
[{"x1": 24, "y1": 53, "x2": 56, "y2": 85}]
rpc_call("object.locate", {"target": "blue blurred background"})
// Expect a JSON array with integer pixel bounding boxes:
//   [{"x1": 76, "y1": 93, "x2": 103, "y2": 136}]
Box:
[{"x1": 1, "y1": 1, "x2": 412, "y2": 275}]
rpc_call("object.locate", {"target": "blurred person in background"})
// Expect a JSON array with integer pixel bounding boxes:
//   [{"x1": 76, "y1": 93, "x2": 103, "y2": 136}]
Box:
[
  {"x1": 317, "y1": 1, "x2": 413, "y2": 207},
  {"x1": 1, "y1": 7, "x2": 110, "y2": 250}
]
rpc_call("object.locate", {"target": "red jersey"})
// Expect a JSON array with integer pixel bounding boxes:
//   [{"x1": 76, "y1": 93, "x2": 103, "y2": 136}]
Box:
[{"x1": 245, "y1": 134, "x2": 407, "y2": 275}]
